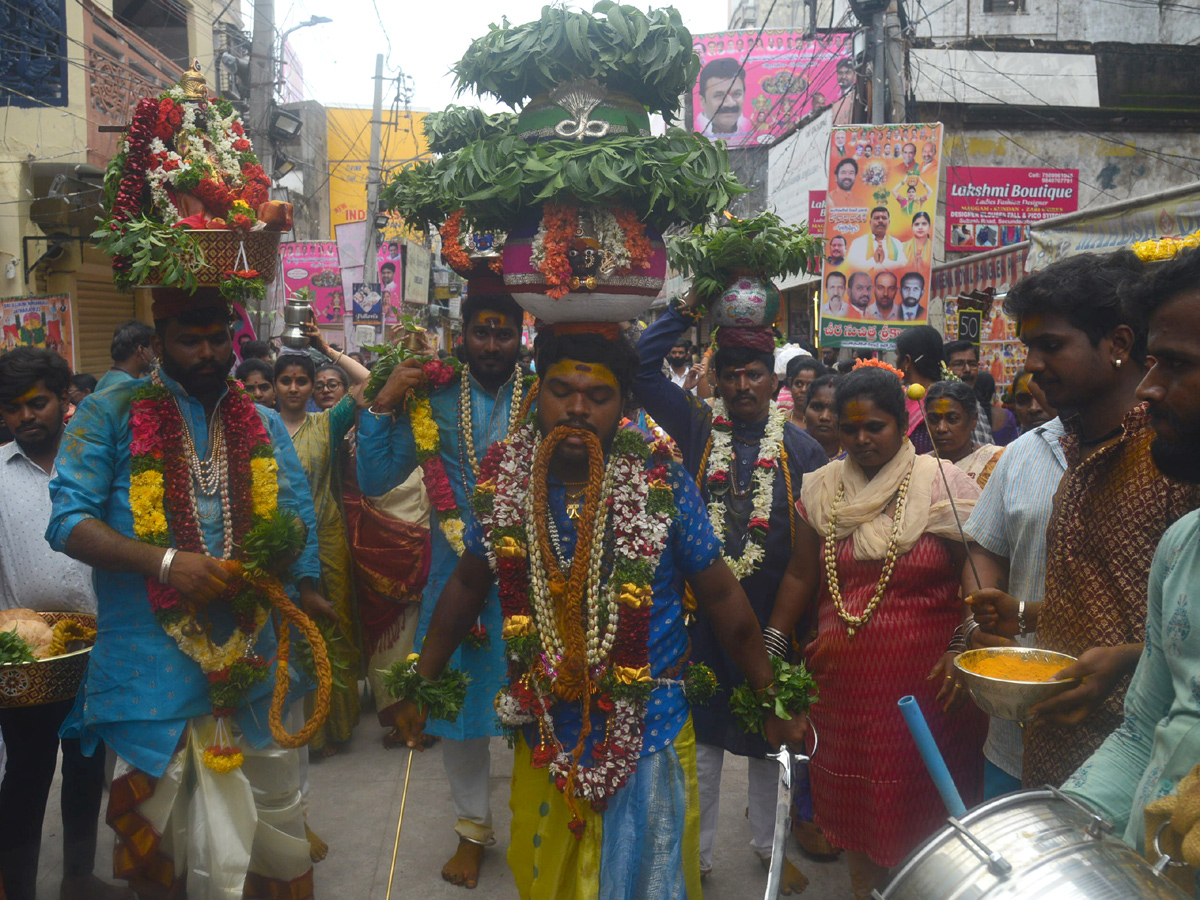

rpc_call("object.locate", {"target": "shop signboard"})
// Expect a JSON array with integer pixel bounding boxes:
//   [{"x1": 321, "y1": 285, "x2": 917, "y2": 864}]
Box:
[
  {"x1": 692, "y1": 31, "x2": 849, "y2": 148},
  {"x1": 1028, "y1": 182, "x2": 1200, "y2": 271},
  {"x1": 946, "y1": 167, "x2": 1078, "y2": 253},
  {"x1": 931, "y1": 243, "x2": 1030, "y2": 390},
  {"x1": 1, "y1": 293, "x2": 74, "y2": 368},
  {"x1": 808, "y1": 190, "x2": 826, "y2": 235},
  {"x1": 819, "y1": 123, "x2": 943, "y2": 351}
]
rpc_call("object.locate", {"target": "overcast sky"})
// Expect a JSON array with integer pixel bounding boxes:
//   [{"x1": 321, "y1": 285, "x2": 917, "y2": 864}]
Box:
[{"x1": 267, "y1": 0, "x2": 730, "y2": 111}]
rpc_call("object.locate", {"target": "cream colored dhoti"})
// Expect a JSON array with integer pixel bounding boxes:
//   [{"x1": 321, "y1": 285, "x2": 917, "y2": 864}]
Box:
[{"x1": 108, "y1": 717, "x2": 313, "y2": 900}]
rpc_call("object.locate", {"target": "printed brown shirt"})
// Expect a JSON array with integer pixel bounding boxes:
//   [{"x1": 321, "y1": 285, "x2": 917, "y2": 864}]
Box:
[{"x1": 1023, "y1": 402, "x2": 1200, "y2": 788}]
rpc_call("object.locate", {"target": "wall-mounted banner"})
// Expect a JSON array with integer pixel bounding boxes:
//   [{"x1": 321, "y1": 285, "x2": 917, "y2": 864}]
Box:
[
  {"x1": 692, "y1": 31, "x2": 849, "y2": 148},
  {"x1": 820, "y1": 123, "x2": 943, "y2": 350},
  {"x1": 945, "y1": 167, "x2": 1078, "y2": 253},
  {"x1": 1, "y1": 293, "x2": 74, "y2": 368},
  {"x1": 280, "y1": 241, "x2": 346, "y2": 324}
]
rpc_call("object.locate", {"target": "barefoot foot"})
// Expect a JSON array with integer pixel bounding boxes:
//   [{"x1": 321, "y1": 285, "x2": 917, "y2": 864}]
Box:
[
  {"x1": 306, "y1": 824, "x2": 329, "y2": 863},
  {"x1": 441, "y1": 838, "x2": 485, "y2": 889}
]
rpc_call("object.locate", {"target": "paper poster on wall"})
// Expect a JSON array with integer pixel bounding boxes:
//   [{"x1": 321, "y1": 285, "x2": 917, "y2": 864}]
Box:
[
  {"x1": 692, "y1": 31, "x2": 849, "y2": 148},
  {"x1": 934, "y1": 244, "x2": 1029, "y2": 389},
  {"x1": 820, "y1": 123, "x2": 943, "y2": 351},
  {"x1": 280, "y1": 242, "x2": 346, "y2": 324},
  {"x1": 1, "y1": 293, "x2": 74, "y2": 369},
  {"x1": 352, "y1": 282, "x2": 383, "y2": 329},
  {"x1": 946, "y1": 167, "x2": 1078, "y2": 253},
  {"x1": 231, "y1": 305, "x2": 259, "y2": 361}
]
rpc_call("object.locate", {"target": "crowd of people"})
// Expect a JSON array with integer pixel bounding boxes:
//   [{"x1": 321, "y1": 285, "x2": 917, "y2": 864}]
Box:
[{"x1": 2, "y1": 243, "x2": 1200, "y2": 899}]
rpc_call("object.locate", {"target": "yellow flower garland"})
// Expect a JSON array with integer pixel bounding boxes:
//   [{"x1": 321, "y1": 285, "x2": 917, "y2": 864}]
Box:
[
  {"x1": 250, "y1": 457, "x2": 279, "y2": 516},
  {"x1": 130, "y1": 470, "x2": 168, "y2": 539}
]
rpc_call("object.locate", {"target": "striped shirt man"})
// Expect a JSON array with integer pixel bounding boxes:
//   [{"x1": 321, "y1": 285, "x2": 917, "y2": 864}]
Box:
[{"x1": 964, "y1": 417, "x2": 1067, "y2": 785}]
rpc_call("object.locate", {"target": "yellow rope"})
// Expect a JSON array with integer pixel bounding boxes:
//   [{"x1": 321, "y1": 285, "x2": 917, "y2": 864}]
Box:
[{"x1": 224, "y1": 563, "x2": 333, "y2": 748}]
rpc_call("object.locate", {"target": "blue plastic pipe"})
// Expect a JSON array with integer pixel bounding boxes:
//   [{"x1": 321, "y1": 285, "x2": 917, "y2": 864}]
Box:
[{"x1": 898, "y1": 695, "x2": 967, "y2": 818}]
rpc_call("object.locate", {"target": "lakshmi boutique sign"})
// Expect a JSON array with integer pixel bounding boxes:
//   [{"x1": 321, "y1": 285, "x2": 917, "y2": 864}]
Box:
[{"x1": 945, "y1": 167, "x2": 1078, "y2": 254}]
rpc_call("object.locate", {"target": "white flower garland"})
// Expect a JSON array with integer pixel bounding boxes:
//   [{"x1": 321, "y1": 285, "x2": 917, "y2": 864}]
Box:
[{"x1": 705, "y1": 400, "x2": 787, "y2": 581}]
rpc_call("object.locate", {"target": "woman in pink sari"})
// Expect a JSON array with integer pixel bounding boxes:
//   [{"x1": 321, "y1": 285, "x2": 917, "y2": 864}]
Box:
[{"x1": 772, "y1": 363, "x2": 986, "y2": 899}]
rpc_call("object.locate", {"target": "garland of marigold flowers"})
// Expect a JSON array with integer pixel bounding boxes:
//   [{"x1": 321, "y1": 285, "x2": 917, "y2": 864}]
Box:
[
  {"x1": 612, "y1": 207, "x2": 652, "y2": 270},
  {"x1": 475, "y1": 422, "x2": 678, "y2": 836},
  {"x1": 537, "y1": 202, "x2": 577, "y2": 300},
  {"x1": 129, "y1": 376, "x2": 328, "y2": 771}
]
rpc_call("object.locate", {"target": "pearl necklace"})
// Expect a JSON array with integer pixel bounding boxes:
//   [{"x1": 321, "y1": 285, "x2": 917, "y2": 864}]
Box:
[
  {"x1": 458, "y1": 369, "x2": 527, "y2": 482},
  {"x1": 823, "y1": 467, "x2": 913, "y2": 638},
  {"x1": 155, "y1": 370, "x2": 234, "y2": 559}
]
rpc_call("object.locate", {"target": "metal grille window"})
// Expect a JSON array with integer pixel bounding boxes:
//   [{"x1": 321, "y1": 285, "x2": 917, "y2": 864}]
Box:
[{"x1": 0, "y1": 0, "x2": 69, "y2": 107}]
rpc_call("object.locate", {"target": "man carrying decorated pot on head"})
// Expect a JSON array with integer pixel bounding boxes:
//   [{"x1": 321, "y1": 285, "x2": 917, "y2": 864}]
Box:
[
  {"x1": 635, "y1": 235, "x2": 828, "y2": 888},
  {"x1": 357, "y1": 284, "x2": 531, "y2": 889},
  {"x1": 390, "y1": 325, "x2": 812, "y2": 899},
  {"x1": 46, "y1": 287, "x2": 330, "y2": 899}
]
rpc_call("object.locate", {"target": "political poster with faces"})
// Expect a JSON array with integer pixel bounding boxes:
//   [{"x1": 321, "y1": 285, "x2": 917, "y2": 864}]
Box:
[{"x1": 820, "y1": 123, "x2": 943, "y2": 350}]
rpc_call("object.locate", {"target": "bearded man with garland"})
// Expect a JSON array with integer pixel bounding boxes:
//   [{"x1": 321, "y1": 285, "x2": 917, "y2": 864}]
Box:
[
  {"x1": 391, "y1": 327, "x2": 811, "y2": 900},
  {"x1": 46, "y1": 289, "x2": 327, "y2": 899},
  {"x1": 357, "y1": 285, "x2": 531, "y2": 889},
  {"x1": 635, "y1": 290, "x2": 828, "y2": 883}
]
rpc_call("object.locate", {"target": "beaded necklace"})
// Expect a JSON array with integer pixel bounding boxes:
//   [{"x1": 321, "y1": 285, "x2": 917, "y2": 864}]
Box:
[{"x1": 823, "y1": 467, "x2": 913, "y2": 638}]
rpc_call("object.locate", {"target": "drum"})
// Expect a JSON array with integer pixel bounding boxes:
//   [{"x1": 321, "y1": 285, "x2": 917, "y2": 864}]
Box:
[{"x1": 876, "y1": 787, "x2": 1191, "y2": 900}]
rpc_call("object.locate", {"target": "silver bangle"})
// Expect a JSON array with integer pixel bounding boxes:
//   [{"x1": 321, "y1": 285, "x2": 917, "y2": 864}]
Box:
[
  {"x1": 366, "y1": 404, "x2": 394, "y2": 418},
  {"x1": 158, "y1": 547, "x2": 178, "y2": 584},
  {"x1": 1018, "y1": 600, "x2": 1028, "y2": 636},
  {"x1": 762, "y1": 627, "x2": 791, "y2": 659}
]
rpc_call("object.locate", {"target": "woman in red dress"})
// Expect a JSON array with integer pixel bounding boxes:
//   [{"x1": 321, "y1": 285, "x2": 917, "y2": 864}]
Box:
[{"x1": 773, "y1": 363, "x2": 986, "y2": 898}]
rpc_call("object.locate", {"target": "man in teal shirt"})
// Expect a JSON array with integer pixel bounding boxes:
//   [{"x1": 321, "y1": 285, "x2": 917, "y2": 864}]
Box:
[
  {"x1": 47, "y1": 289, "x2": 326, "y2": 899},
  {"x1": 93, "y1": 320, "x2": 155, "y2": 393},
  {"x1": 1064, "y1": 247, "x2": 1200, "y2": 880},
  {"x1": 357, "y1": 286, "x2": 528, "y2": 889}
]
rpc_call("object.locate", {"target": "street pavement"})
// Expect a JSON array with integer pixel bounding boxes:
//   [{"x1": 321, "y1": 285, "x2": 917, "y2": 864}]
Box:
[{"x1": 36, "y1": 706, "x2": 849, "y2": 899}]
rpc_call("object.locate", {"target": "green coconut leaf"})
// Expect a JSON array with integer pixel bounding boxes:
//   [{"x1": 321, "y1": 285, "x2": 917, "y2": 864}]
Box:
[
  {"x1": 452, "y1": 3, "x2": 699, "y2": 122},
  {"x1": 668, "y1": 212, "x2": 826, "y2": 300},
  {"x1": 424, "y1": 107, "x2": 519, "y2": 155}
]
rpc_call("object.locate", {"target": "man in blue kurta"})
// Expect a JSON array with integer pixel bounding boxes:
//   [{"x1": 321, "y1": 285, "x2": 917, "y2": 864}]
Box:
[
  {"x1": 635, "y1": 292, "x2": 827, "y2": 884},
  {"x1": 46, "y1": 290, "x2": 325, "y2": 900},
  {"x1": 357, "y1": 287, "x2": 527, "y2": 888},
  {"x1": 392, "y1": 327, "x2": 813, "y2": 900}
]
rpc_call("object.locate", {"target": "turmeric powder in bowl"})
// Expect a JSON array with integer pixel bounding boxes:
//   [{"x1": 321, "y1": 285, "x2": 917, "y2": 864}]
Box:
[{"x1": 964, "y1": 654, "x2": 1067, "y2": 683}]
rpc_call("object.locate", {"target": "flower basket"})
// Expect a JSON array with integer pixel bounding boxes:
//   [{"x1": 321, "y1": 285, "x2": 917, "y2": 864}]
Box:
[
  {"x1": 0, "y1": 612, "x2": 96, "y2": 709},
  {"x1": 137, "y1": 230, "x2": 281, "y2": 287},
  {"x1": 501, "y1": 204, "x2": 666, "y2": 323}
]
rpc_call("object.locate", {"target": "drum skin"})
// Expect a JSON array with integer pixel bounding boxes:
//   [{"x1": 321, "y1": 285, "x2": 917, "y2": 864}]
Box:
[{"x1": 879, "y1": 789, "x2": 1191, "y2": 900}]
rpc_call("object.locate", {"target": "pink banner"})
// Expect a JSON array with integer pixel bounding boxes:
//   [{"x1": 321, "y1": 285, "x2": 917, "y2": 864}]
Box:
[
  {"x1": 692, "y1": 31, "x2": 849, "y2": 149},
  {"x1": 808, "y1": 190, "x2": 827, "y2": 235},
  {"x1": 945, "y1": 167, "x2": 1078, "y2": 253},
  {"x1": 280, "y1": 242, "x2": 346, "y2": 325}
]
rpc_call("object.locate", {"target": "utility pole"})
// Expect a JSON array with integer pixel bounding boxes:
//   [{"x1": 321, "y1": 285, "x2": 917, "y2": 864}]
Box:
[
  {"x1": 882, "y1": 0, "x2": 906, "y2": 123},
  {"x1": 247, "y1": 0, "x2": 275, "y2": 179},
  {"x1": 362, "y1": 54, "x2": 386, "y2": 331},
  {"x1": 871, "y1": 10, "x2": 886, "y2": 124}
]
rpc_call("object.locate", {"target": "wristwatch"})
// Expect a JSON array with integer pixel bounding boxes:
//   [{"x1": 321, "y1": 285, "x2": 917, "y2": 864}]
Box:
[{"x1": 1017, "y1": 600, "x2": 1028, "y2": 636}]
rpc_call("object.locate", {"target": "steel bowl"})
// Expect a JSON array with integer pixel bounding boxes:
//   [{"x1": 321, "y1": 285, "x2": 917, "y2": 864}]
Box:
[{"x1": 954, "y1": 647, "x2": 1078, "y2": 722}]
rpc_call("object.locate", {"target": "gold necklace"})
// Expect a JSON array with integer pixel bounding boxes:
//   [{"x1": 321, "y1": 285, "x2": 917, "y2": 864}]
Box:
[
  {"x1": 563, "y1": 483, "x2": 587, "y2": 520},
  {"x1": 824, "y1": 468, "x2": 913, "y2": 638}
]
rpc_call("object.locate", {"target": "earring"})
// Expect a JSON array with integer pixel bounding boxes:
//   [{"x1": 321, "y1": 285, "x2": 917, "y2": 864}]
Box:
[{"x1": 1114, "y1": 358, "x2": 1123, "y2": 369}]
